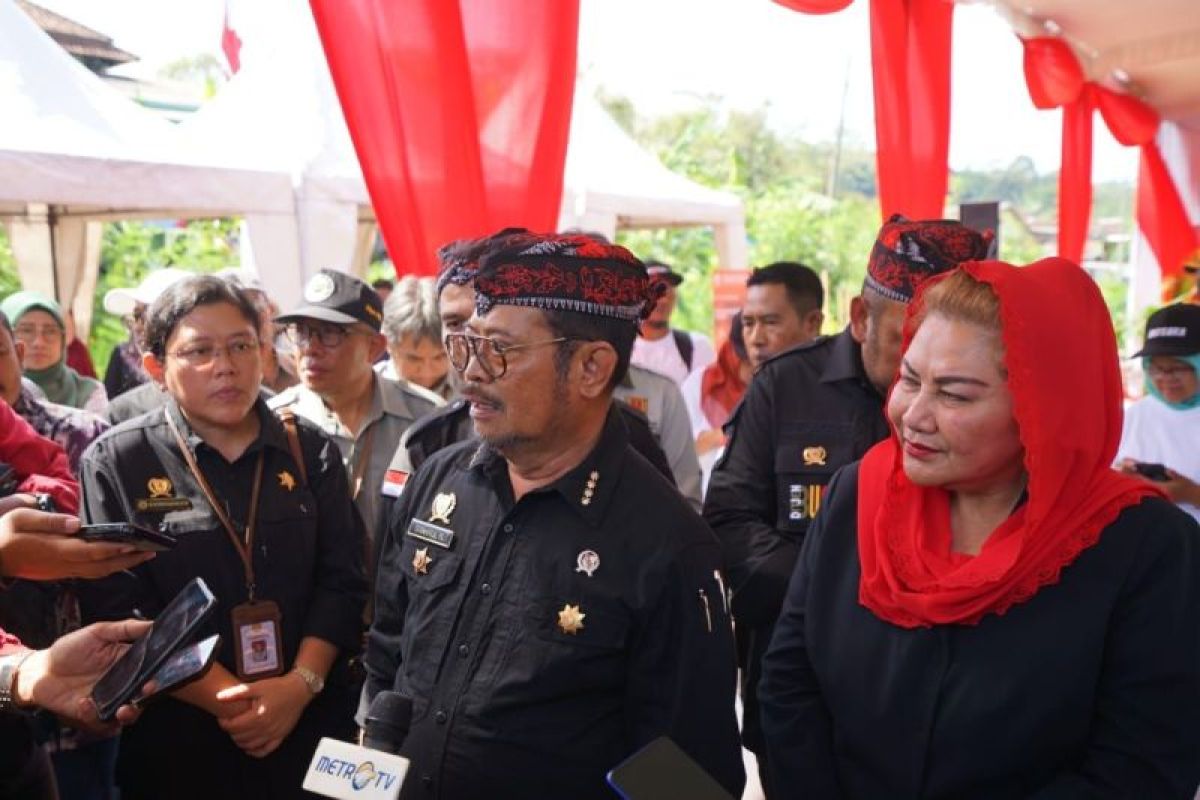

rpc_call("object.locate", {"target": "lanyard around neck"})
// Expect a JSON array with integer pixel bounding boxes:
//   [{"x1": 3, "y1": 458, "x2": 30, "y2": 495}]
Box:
[
  {"x1": 350, "y1": 423, "x2": 377, "y2": 501},
  {"x1": 165, "y1": 409, "x2": 266, "y2": 600}
]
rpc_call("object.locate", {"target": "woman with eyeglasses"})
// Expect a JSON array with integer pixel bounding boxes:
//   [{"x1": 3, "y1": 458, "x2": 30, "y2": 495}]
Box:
[
  {"x1": 78, "y1": 275, "x2": 366, "y2": 800},
  {"x1": 0, "y1": 291, "x2": 106, "y2": 413},
  {"x1": 1116, "y1": 302, "x2": 1200, "y2": 523}
]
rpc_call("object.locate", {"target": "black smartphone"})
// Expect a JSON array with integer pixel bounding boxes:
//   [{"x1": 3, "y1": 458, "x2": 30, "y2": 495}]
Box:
[
  {"x1": 1132, "y1": 462, "x2": 1171, "y2": 482},
  {"x1": 90, "y1": 577, "x2": 217, "y2": 721},
  {"x1": 607, "y1": 737, "x2": 735, "y2": 800},
  {"x1": 132, "y1": 634, "x2": 221, "y2": 707},
  {"x1": 0, "y1": 463, "x2": 17, "y2": 496},
  {"x1": 78, "y1": 522, "x2": 178, "y2": 552}
]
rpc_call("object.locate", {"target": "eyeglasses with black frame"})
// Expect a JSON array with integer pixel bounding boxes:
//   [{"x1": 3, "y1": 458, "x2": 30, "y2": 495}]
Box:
[
  {"x1": 444, "y1": 332, "x2": 572, "y2": 379},
  {"x1": 283, "y1": 321, "x2": 358, "y2": 349}
]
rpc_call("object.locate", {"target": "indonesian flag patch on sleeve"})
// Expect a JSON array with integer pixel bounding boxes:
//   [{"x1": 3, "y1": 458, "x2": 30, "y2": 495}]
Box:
[{"x1": 382, "y1": 470, "x2": 409, "y2": 498}]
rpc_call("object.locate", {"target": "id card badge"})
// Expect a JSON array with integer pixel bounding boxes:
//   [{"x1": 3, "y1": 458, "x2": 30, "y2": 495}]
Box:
[{"x1": 231, "y1": 600, "x2": 284, "y2": 681}]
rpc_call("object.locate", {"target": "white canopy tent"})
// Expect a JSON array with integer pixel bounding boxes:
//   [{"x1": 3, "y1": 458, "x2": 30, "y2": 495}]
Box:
[
  {"x1": 0, "y1": 0, "x2": 293, "y2": 336},
  {"x1": 558, "y1": 90, "x2": 750, "y2": 269},
  {"x1": 179, "y1": 0, "x2": 749, "y2": 311},
  {"x1": 174, "y1": 0, "x2": 375, "y2": 314}
]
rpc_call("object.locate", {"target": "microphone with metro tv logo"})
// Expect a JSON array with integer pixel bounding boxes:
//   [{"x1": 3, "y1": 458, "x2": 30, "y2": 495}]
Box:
[{"x1": 303, "y1": 692, "x2": 414, "y2": 799}]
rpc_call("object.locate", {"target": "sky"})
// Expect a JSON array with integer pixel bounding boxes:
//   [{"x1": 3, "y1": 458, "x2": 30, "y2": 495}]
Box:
[{"x1": 34, "y1": 0, "x2": 1138, "y2": 182}]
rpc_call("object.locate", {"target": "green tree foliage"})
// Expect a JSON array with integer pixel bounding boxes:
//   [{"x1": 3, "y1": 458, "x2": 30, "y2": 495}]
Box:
[
  {"x1": 597, "y1": 89, "x2": 1134, "y2": 336},
  {"x1": 952, "y1": 156, "x2": 1133, "y2": 230},
  {"x1": 89, "y1": 219, "x2": 239, "y2": 375},
  {"x1": 0, "y1": 229, "x2": 21, "y2": 298}
]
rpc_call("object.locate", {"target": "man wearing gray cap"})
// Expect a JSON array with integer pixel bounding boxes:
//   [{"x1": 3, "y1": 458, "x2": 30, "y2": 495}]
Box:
[{"x1": 270, "y1": 270, "x2": 437, "y2": 560}]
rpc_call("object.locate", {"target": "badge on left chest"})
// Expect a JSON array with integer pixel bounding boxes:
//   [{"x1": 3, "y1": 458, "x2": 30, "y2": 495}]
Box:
[
  {"x1": 135, "y1": 476, "x2": 193, "y2": 513},
  {"x1": 406, "y1": 491, "x2": 457, "y2": 549}
]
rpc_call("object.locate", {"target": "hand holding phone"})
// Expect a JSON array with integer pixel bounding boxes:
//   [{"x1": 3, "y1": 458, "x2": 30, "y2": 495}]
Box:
[
  {"x1": 1132, "y1": 461, "x2": 1172, "y2": 482},
  {"x1": 0, "y1": 510, "x2": 155, "y2": 580},
  {"x1": 78, "y1": 523, "x2": 178, "y2": 552},
  {"x1": 91, "y1": 578, "x2": 217, "y2": 721}
]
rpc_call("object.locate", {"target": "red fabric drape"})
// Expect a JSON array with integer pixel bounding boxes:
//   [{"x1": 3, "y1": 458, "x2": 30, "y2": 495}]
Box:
[
  {"x1": 1022, "y1": 36, "x2": 1197, "y2": 277},
  {"x1": 1139, "y1": 144, "x2": 1199, "y2": 279},
  {"x1": 869, "y1": 0, "x2": 954, "y2": 220},
  {"x1": 1058, "y1": 93, "x2": 1094, "y2": 265},
  {"x1": 776, "y1": 0, "x2": 953, "y2": 221},
  {"x1": 772, "y1": 0, "x2": 852, "y2": 13},
  {"x1": 309, "y1": 0, "x2": 580, "y2": 276}
]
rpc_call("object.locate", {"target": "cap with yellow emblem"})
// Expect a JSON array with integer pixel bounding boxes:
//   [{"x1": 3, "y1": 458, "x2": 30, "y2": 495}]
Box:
[{"x1": 275, "y1": 269, "x2": 384, "y2": 332}]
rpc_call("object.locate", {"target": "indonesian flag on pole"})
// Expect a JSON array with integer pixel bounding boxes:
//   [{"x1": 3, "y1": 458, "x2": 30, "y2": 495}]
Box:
[{"x1": 221, "y1": 0, "x2": 242, "y2": 75}]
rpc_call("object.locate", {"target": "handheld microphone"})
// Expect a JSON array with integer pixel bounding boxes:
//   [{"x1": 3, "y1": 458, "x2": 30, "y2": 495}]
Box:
[
  {"x1": 303, "y1": 692, "x2": 413, "y2": 799},
  {"x1": 364, "y1": 691, "x2": 413, "y2": 754}
]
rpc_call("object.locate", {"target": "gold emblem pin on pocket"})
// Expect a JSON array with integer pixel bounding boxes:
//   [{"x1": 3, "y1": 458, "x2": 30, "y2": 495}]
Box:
[
  {"x1": 802, "y1": 446, "x2": 827, "y2": 466},
  {"x1": 430, "y1": 492, "x2": 457, "y2": 524}
]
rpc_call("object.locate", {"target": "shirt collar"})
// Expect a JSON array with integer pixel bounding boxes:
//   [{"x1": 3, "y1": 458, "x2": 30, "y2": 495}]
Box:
[
  {"x1": 377, "y1": 375, "x2": 422, "y2": 420},
  {"x1": 820, "y1": 326, "x2": 872, "y2": 387},
  {"x1": 165, "y1": 395, "x2": 289, "y2": 459},
  {"x1": 294, "y1": 376, "x2": 416, "y2": 438},
  {"x1": 468, "y1": 405, "x2": 630, "y2": 527}
]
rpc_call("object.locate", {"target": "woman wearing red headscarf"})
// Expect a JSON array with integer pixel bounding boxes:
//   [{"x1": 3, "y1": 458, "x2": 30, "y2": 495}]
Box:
[
  {"x1": 683, "y1": 312, "x2": 753, "y2": 492},
  {"x1": 758, "y1": 259, "x2": 1200, "y2": 797}
]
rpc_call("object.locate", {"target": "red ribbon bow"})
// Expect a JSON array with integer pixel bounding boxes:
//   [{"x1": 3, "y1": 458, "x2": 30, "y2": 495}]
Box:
[{"x1": 1022, "y1": 36, "x2": 1197, "y2": 278}]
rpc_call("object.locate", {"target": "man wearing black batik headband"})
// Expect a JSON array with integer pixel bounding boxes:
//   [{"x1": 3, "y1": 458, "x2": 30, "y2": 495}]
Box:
[{"x1": 365, "y1": 231, "x2": 744, "y2": 799}]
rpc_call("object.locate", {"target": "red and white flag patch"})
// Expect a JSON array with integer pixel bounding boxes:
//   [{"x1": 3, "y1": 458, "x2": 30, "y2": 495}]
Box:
[{"x1": 381, "y1": 469, "x2": 409, "y2": 498}]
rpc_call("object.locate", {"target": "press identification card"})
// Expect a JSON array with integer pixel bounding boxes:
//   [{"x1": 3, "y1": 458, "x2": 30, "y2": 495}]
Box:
[{"x1": 231, "y1": 600, "x2": 284, "y2": 680}]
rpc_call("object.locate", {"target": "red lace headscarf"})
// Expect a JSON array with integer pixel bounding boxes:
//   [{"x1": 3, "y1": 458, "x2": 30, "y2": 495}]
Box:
[{"x1": 857, "y1": 258, "x2": 1163, "y2": 628}]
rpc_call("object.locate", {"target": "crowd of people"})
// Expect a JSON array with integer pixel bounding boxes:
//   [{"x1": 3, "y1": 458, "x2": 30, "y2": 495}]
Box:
[{"x1": 0, "y1": 217, "x2": 1198, "y2": 799}]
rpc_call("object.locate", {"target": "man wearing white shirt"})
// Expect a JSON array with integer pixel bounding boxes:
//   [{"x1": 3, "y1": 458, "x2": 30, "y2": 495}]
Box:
[{"x1": 630, "y1": 261, "x2": 715, "y2": 384}]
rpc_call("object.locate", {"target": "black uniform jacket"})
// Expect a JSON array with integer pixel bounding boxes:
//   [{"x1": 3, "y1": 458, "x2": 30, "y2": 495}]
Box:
[
  {"x1": 78, "y1": 398, "x2": 367, "y2": 797},
  {"x1": 760, "y1": 463, "x2": 1200, "y2": 799},
  {"x1": 366, "y1": 408, "x2": 745, "y2": 800},
  {"x1": 703, "y1": 327, "x2": 887, "y2": 752},
  {"x1": 402, "y1": 396, "x2": 674, "y2": 479}
]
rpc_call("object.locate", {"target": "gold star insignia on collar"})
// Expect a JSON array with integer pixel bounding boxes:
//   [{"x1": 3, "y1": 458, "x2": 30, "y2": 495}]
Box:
[
  {"x1": 556, "y1": 603, "x2": 585, "y2": 635},
  {"x1": 412, "y1": 547, "x2": 433, "y2": 576},
  {"x1": 277, "y1": 470, "x2": 296, "y2": 491}
]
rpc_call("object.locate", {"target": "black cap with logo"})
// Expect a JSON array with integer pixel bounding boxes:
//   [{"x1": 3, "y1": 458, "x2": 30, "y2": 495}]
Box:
[
  {"x1": 1131, "y1": 303, "x2": 1200, "y2": 358},
  {"x1": 275, "y1": 269, "x2": 384, "y2": 332},
  {"x1": 645, "y1": 260, "x2": 683, "y2": 287}
]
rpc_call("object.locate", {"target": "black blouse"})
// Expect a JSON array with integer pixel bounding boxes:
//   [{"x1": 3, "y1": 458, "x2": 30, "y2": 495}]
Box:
[{"x1": 760, "y1": 462, "x2": 1200, "y2": 799}]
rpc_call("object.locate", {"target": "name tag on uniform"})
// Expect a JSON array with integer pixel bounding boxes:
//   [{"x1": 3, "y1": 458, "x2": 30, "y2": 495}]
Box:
[
  {"x1": 135, "y1": 496, "x2": 194, "y2": 513},
  {"x1": 406, "y1": 518, "x2": 454, "y2": 549}
]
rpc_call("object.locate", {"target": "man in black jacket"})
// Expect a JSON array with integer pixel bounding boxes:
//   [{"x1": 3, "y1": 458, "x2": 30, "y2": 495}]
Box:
[{"x1": 365, "y1": 231, "x2": 744, "y2": 799}]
